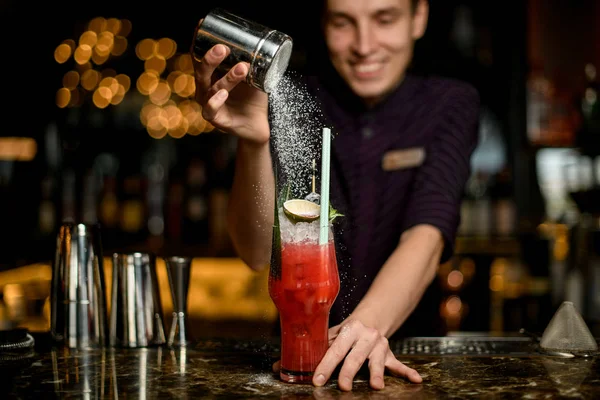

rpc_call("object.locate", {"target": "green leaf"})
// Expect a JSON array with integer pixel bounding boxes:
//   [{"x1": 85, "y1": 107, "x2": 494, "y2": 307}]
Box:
[
  {"x1": 276, "y1": 180, "x2": 291, "y2": 209},
  {"x1": 270, "y1": 167, "x2": 282, "y2": 280},
  {"x1": 328, "y1": 203, "x2": 344, "y2": 223}
]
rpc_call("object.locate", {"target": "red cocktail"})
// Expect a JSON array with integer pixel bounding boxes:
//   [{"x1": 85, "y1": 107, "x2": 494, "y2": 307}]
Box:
[{"x1": 269, "y1": 234, "x2": 340, "y2": 383}]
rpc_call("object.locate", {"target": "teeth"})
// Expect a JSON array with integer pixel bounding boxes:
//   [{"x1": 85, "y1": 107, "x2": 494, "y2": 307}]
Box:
[{"x1": 355, "y1": 64, "x2": 380, "y2": 73}]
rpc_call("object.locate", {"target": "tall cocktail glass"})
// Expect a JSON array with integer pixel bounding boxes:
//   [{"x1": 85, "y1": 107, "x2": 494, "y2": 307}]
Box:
[{"x1": 269, "y1": 208, "x2": 340, "y2": 383}]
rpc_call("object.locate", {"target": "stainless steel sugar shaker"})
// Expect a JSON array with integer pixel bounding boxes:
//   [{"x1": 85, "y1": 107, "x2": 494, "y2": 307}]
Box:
[{"x1": 191, "y1": 8, "x2": 293, "y2": 93}]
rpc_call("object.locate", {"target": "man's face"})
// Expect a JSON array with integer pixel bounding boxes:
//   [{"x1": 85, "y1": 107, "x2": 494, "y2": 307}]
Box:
[{"x1": 323, "y1": 0, "x2": 428, "y2": 106}]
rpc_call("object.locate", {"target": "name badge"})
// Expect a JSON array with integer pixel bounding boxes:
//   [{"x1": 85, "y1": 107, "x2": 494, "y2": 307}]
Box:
[{"x1": 382, "y1": 147, "x2": 425, "y2": 171}]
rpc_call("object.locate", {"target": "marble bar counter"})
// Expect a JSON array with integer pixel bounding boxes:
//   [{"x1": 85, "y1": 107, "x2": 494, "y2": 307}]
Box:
[{"x1": 3, "y1": 335, "x2": 600, "y2": 399}]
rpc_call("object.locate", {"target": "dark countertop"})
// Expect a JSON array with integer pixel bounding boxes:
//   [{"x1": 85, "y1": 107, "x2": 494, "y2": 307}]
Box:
[{"x1": 3, "y1": 334, "x2": 600, "y2": 399}]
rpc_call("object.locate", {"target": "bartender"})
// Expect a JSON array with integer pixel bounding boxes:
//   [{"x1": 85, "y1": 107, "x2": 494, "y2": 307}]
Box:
[{"x1": 193, "y1": 0, "x2": 479, "y2": 391}]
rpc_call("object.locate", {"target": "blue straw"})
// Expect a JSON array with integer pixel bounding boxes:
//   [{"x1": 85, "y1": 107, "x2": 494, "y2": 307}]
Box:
[{"x1": 319, "y1": 127, "x2": 331, "y2": 245}]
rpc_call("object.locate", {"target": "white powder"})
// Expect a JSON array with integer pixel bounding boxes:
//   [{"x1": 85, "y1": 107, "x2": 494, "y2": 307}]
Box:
[
  {"x1": 264, "y1": 40, "x2": 293, "y2": 93},
  {"x1": 269, "y1": 72, "x2": 326, "y2": 199},
  {"x1": 247, "y1": 373, "x2": 280, "y2": 386},
  {"x1": 244, "y1": 372, "x2": 336, "y2": 395}
]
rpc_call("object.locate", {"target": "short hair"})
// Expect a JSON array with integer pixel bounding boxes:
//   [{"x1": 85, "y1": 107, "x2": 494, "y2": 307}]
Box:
[{"x1": 320, "y1": 0, "x2": 421, "y2": 14}]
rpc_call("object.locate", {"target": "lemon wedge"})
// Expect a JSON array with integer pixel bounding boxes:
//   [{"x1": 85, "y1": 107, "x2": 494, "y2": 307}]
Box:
[{"x1": 283, "y1": 199, "x2": 320, "y2": 223}]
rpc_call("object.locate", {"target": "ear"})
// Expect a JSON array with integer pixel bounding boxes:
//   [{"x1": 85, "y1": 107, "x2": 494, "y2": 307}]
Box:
[{"x1": 411, "y1": 0, "x2": 429, "y2": 40}]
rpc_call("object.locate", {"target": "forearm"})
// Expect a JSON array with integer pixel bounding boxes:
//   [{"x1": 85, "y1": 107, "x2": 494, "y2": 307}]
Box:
[
  {"x1": 350, "y1": 224, "x2": 444, "y2": 337},
  {"x1": 227, "y1": 139, "x2": 275, "y2": 271}
]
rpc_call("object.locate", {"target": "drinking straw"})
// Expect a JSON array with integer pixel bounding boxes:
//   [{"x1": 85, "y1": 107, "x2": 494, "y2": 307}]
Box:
[{"x1": 319, "y1": 127, "x2": 331, "y2": 245}]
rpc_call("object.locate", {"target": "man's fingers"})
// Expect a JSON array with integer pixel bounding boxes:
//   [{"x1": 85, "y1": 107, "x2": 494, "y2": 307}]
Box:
[
  {"x1": 194, "y1": 44, "x2": 249, "y2": 103},
  {"x1": 385, "y1": 354, "x2": 423, "y2": 384},
  {"x1": 313, "y1": 323, "x2": 358, "y2": 388},
  {"x1": 336, "y1": 327, "x2": 382, "y2": 391},
  {"x1": 202, "y1": 89, "x2": 229, "y2": 121},
  {"x1": 327, "y1": 325, "x2": 342, "y2": 345},
  {"x1": 366, "y1": 339, "x2": 389, "y2": 390},
  {"x1": 194, "y1": 44, "x2": 230, "y2": 96},
  {"x1": 272, "y1": 360, "x2": 281, "y2": 373},
  {"x1": 313, "y1": 340, "x2": 352, "y2": 388}
]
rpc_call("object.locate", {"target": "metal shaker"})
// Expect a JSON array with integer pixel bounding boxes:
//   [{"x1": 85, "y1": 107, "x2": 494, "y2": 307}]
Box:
[
  {"x1": 191, "y1": 7, "x2": 293, "y2": 93},
  {"x1": 109, "y1": 252, "x2": 166, "y2": 348},
  {"x1": 50, "y1": 222, "x2": 108, "y2": 349}
]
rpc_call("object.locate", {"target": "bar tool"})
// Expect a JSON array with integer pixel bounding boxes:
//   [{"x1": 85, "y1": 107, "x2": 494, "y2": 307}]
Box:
[
  {"x1": 191, "y1": 7, "x2": 293, "y2": 93},
  {"x1": 50, "y1": 222, "x2": 107, "y2": 349},
  {"x1": 109, "y1": 252, "x2": 166, "y2": 348},
  {"x1": 539, "y1": 301, "x2": 598, "y2": 357},
  {"x1": 165, "y1": 256, "x2": 193, "y2": 347}
]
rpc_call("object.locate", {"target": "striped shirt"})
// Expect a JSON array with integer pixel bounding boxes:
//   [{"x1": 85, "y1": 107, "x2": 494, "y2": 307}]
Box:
[{"x1": 301, "y1": 73, "x2": 480, "y2": 336}]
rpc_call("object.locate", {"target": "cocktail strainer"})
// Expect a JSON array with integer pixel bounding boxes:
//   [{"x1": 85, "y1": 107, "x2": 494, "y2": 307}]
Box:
[{"x1": 540, "y1": 301, "x2": 598, "y2": 356}]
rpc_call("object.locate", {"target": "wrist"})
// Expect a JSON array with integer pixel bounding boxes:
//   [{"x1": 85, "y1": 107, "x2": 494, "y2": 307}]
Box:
[
  {"x1": 349, "y1": 303, "x2": 391, "y2": 338},
  {"x1": 237, "y1": 137, "x2": 270, "y2": 155},
  {"x1": 237, "y1": 115, "x2": 271, "y2": 147}
]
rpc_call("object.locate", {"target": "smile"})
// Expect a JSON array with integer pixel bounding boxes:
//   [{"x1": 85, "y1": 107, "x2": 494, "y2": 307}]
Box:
[{"x1": 352, "y1": 63, "x2": 384, "y2": 78}]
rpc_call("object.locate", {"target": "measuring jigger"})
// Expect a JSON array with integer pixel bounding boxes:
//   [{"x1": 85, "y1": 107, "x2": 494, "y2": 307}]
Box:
[
  {"x1": 165, "y1": 256, "x2": 193, "y2": 347},
  {"x1": 191, "y1": 8, "x2": 293, "y2": 93}
]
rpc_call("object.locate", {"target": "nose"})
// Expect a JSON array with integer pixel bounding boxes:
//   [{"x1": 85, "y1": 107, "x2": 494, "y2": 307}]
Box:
[{"x1": 353, "y1": 22, "x2": 376, "y2": 56}]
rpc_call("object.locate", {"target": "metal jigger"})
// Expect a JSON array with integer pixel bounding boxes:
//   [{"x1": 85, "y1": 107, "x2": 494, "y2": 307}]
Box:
[{"x1": 165, "y1": 256, "x2": 193, "y2": 347}]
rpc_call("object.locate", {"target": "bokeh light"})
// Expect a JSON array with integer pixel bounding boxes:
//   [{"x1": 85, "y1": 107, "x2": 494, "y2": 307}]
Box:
[{"x1": 54, "y1": 16, "x2": 211, "y2": 138}]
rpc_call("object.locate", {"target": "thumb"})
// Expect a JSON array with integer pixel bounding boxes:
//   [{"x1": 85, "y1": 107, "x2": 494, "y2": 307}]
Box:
[{"x1": 272, "y1": 360, "x2": 281, "y2": 373}]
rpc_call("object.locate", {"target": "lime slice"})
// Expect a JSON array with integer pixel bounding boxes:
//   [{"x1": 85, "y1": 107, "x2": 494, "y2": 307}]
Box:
[{"x1": 283, "y1": 199, "x2": 320, "y2": 223}]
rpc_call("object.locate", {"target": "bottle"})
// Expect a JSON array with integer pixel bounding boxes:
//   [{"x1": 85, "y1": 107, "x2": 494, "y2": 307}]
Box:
[
  {"x1": 576, "y1": 63, "x2": 600, "y2": 151},
  {"x1": 81, "y1": 169, "x2": 99, "y2": 225},
  {"x1": 165, "y1": 179, "x2": 185, "y2": 244},
  {"x1": 60, "y1": 169, "x2": 77, "y2": 223},
  {"x1": 98, "y1": 175, "x2": 120, "y2": 249},
  {"x1": 145, "y1": 161, "x2": 167, "y2": 251},
  {"x1": 465, "y1": 172, "x2": 492, "y2": 238},
  {"x1": 490, "y1": 168, "x2": 516, "y2": 237},
  {"x1": 182, "y1": 158, "x2": 209, "y2": 245},
  {"x1": 39, "y1": 174, "x2": 57, "y2": 236},
  {"x1": 119, "y1": 175, "x2": 147, "y2": 247},
  {"x1": 527, "y1": 64, "x2": 554, "y2": 146}
]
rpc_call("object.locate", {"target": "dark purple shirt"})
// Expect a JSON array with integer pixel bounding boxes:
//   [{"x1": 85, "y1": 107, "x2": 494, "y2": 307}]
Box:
[{"x1": 276, "y1": 73, "x2": 480, "y2": 336}]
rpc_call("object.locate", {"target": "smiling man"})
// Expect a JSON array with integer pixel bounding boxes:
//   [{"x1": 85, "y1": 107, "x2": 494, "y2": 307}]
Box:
[
  {"x1": 323, "y1": 0, "x2": 427, "y2": 106},
  {"x1": 193, "y1": 0, "x2": 480, "y2": 391}
]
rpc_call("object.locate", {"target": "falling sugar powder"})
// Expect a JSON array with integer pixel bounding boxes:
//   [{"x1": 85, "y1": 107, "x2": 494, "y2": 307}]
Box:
[
  {"x1": 269, "y1": 72, "x2": 327, "y2": 198},
  {"x1": 264, "y1": 39, "x2": 294, "y2": 94}
]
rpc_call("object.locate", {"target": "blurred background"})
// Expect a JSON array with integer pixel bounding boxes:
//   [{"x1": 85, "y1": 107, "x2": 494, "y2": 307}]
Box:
[{"x1": 0, "y1": 0, "x2": 599, "y2": 339}]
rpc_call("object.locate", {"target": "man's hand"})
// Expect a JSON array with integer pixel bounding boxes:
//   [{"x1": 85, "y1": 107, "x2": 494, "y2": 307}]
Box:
[
  {"x1": 192, "y1": 43, "x2": 270, "y2": 144},
  {"x1": 313, "y1": 319, "x2": 422, "y2": 391},
  {"x1": 272, "y1": 319, "x2": 422, "y2": 391}
]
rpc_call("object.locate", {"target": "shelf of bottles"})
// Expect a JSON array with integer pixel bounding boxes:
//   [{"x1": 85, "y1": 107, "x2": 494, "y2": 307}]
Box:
[{"x1": 35, "y1": 131, "x2": 238, "y2": 260}]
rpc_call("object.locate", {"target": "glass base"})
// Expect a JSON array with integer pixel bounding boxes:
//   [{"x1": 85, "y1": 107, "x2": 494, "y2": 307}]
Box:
[{"x1": 280, "y1": 368, "x2": 314, "y2": 384}]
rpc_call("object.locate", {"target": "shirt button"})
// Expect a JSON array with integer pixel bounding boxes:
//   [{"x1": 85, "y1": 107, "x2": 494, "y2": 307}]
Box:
[{"x1": 362, "y1": 127, "x2": 373, "y2": 139}]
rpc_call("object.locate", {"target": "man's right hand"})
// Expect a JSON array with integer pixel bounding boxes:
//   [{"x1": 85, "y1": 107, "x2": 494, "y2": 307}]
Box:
[{"x1": 192, "y1": 43, "x2": 271, "y2": 145}]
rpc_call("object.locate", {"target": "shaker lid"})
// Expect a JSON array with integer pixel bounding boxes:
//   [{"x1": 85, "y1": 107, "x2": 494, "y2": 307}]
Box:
[{"x1": 251, "y1": 31, "x2": 293, "y2": 93}]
